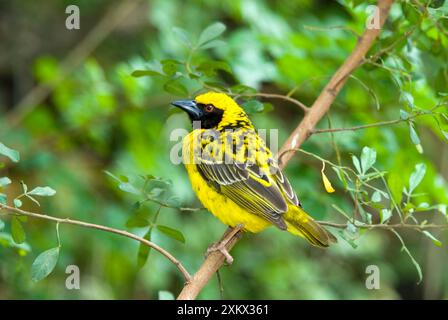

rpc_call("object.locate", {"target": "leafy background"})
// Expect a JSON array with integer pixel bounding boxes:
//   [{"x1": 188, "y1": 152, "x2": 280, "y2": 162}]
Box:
[{"x1": 0, "y1": 0, "x2": 447, "y2": 299}]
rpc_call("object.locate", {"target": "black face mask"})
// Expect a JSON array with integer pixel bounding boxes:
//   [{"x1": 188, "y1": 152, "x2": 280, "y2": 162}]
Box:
[{"x1": 171, "y1": 100, "x2": 224, "y2": 129}]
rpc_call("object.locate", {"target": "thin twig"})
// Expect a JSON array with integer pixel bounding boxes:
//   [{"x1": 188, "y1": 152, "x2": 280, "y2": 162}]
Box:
[
  {"x1": 318, "y1": 221, "x2": 448, "y2": 230},
  {"x1": 141, "y1": 197, "x2": 203, "y2": 212},
  {"x1": 312, "y1": 118, "x2": 409, "y2": 134},
  {"x1": 311, "y1": 104, "x2": 444, "y2": 134},
  {"x1": 236, "y1": 92, "x2": 310, "y2": 113},
  {"x1": 303, "y1": 24, "x2": 361, "y2": 38},
  {"x1": 367, "y1": 26, "x2": 418, "y2": 63},
  {"x1": 0, "y1": 203, "x2": 191, "y2": 282}
]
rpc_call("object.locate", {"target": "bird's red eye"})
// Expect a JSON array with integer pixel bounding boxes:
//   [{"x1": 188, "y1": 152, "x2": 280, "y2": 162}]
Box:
[{"x1": 205, "y1": 104, "x2": 214, "y2": 112}]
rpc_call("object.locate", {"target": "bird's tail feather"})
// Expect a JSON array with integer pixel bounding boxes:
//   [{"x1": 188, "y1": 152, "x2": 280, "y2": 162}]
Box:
[{"x1": 284, "y1": 206, "x2": 337, "y2": 248}]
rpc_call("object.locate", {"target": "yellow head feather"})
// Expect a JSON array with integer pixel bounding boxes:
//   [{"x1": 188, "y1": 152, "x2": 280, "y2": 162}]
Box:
[
  {"x1": 195, "y1": 92, "x2": 252, "y2": 129},
  {"x1": 195, "y1": 92, "x2": 240, "y2": 112}
]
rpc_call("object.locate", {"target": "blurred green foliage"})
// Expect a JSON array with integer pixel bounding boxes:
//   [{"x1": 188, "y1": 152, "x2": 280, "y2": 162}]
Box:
[{"x1": 0, "y1": 0, "x2": 448, "y2": 299}]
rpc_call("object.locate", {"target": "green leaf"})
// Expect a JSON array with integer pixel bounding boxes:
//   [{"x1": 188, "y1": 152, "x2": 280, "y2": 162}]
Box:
[
  {"x1": 409, "y1": 124, "x2": 421, "y2": 145},
  {"x1": 441, "y1": 130, "x2": 448, "y2": 141},
  {"x1": 203, "y1": 81, "x2": 227, "y2": 91},
  {"x1": 400, "y1": 109, "x2": 410, "y2": 120},
  {"x1": 118, "y1": 182, "x2": 142, "y2": 196},
  {"x1": 422, "y1": 231, "x2": 442, "y2": 247},
  {"x1": 338, "y1": 222, "x2": 358, "y2": 249},
  {"x1": 28, "y1": 186, "x2": 57, "y2": 197},
  {"x1": 360, "y1": 147, "x2": 376, "y2": 174},
  {"x1": 387, "y1": 171, "x2": 404, "y2": 204},
  {"x1": 200, "y1": 39, "x2": 226, "y2": 50},
  {"x1": 0, "y1": 193, "x2": 6, "y2": 204},
  {"x1": 400, "y1": 91, "x2": 414, "y2": 109},
  {"x1": 148, "y1": 188, "x2": 164, "y2": 199},
  {"x1": 380, "y1": 208, "x2": 392, "y2": 223},
  {"x1": 196, "y1": 60, "x2": 231, "y2": 76},
  {"x1": 230, "y1": 84, "x2": 257, "y2": 94},
  {"x1": 262, "y1": 103, "x2": 274, "y2": 113},
  {"x1": 31, "y1": 247, "x2": 60, "y2": 281},
  {"x1": 0, "y1": 177, "x2": 11, "y2": 187},
  {"x1": 156, "y1": 225, "x2": 185, "y2": 243},
  {"x1": 352, "y1": 155, "x2": 362, "y2": 174},
  {"x1": 17, "y1": 214, "x2": 27, "y2": 222},
  {"x1": 137, "y1": 228, "x2": 152, "y2": 268},
  {"x1": 146, "y1": 178, "x2": 171, "y2": 194},
  {"x1": 161, "y1": 59, "x2": 181, "y2": 76},
  {"x1": 409, "y1": 163, "x2": 426, "y2": 194},
  {"x1": 126, "y1": 216, "x2": 150, "y2": 228},
  {"x1": 346, "y1": 222, "x2": 358, "y2": 235},
  {"x1": 158, "y1": 290, "x2": 175, "y2": 300},
  {"x1": 165, "y1": 196, "x2": 181, "y2": 208},
  {"x1": 141, "y1": 174, "x2": 156, "y2": 181},
  {"x1": 242, "y1": 100, "x2": 264, "y2": 114},
  {"x1": 131, "y1": 70, "x2": 164, "y2": 77},
  {"x1": 438, "y1": 204, "x2": 447, "y2": 216},
  {"x1": 338, "y1": 230, "x2": 358, "y2": 249},
  {"x1": 332, "y1": 167, "x2": 348, "y2": 188},
  {"x1": 13, "y1": 198, "x2": 22, "y2": 208},
  {"x1": 11, "y1": 217, "x2": 26, "y2": 244},
  {"x1": 163, "y1": 79, "x2": 188, "y2": 97},
  {"x1": 417, "y1": 202, "x2": 429, "y2": 210},
  {"x1": 172, "y1": 27, "x2": 191, "y2": 47},
  {"x1": 371, "y1": 191, "x2": 381, "y2": 203},
  {"x1": 132, "y1": 201, "x2": 141, "y2": 211},
  {"x1": 392, "y1": 229, "x2": 423, "y2": 284},
  {"x1": 0, "y1": 233, "x2": 31, "y2": 254},
  {"x1": 0, "y1": 219, "x2": 4, "y2": 230},
  {"x1": 198, "y1": 22, "x2": 226, "y2": 46},
  {"x1": 0, "y1": 142, "x2": 20, "y2": 163},
  {"x1": 415, "y1": 144, "x2": 423, "y2": 154}
]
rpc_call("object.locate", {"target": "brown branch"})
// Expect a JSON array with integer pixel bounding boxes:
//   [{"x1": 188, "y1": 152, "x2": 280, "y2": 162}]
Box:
[
  {"x1": 177, "y1": 0, "x2": 395, "y2": 300},
  {"x1": 277, "y1": 0, "x2": 393, "y2": 166},
  {"x1": 237, "y1": 92, "x2": 310, "y2": 113},
  {"x1": 0, "y1": 203, "x2": 191, "y2": 282}
]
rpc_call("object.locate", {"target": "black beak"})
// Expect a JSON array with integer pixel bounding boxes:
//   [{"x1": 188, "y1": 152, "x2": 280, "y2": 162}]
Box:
[{"x1": 171, "y1": 100, "x2": 203, "y2": 120}]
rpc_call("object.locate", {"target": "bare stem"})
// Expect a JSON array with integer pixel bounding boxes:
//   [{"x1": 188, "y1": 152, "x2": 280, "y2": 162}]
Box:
[
  {"x1": 236, "y1": 92, "x2": 310, "y2": 113},
  {"x1": 318, "y1": 221, "x2": 448, "y2": 230},
  {"x1": 311, "y1": 105, "x2": 444, "y2": 134},
  {"x1": 0, "y1": 203, "x2": 191, "y2": 283}
]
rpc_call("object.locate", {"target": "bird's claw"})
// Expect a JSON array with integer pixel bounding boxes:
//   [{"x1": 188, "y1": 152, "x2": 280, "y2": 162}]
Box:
[
  {"x1": 205, "y1": 224, "x2": 245, "y2": 265},
  {"x1": 206, "y1": 242, "x2": 234, "y2": 264}
]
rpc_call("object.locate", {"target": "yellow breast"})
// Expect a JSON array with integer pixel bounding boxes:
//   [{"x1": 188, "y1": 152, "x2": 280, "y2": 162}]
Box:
[{"x1": 182, "y1": 131, "x2": 271, "y2": 233}]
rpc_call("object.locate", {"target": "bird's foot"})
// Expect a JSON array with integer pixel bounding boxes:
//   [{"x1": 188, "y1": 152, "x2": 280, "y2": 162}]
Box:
[
  {"x1": 206, "y1": 242, "x2": 234, "y2": 264},
  {"x1": 205, "y1": 224, "x2": 244, "y2": 265}
]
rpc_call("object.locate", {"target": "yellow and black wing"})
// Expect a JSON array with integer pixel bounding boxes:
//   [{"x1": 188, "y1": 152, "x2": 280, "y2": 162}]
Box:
[{"x1": 196, "y1": 133, "x2": 301, "y2": 230}]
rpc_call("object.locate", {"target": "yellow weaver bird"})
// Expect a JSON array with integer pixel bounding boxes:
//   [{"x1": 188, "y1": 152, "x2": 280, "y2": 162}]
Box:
[{"x1": 172, "y1": 92, "x2": 336, "y2": 261}]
